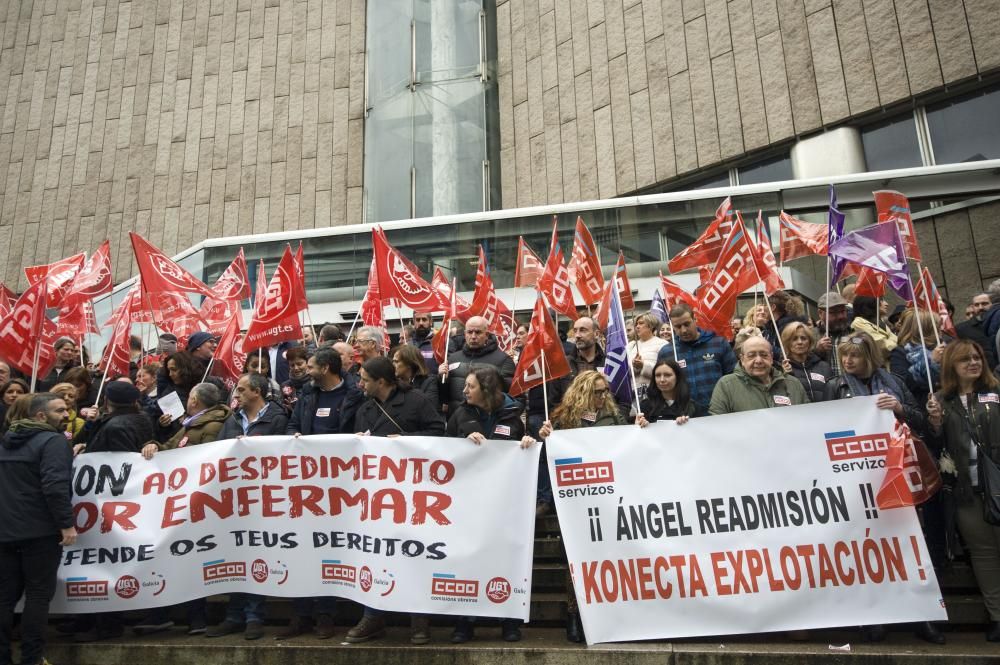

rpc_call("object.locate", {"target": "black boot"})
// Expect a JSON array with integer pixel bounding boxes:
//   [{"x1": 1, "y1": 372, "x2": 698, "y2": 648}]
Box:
[
  {"x1": 566, "y1": 612, "x2": 584, "y2": 643},
  {"x1": 914, "y1": 621, "x2": 945, "y2": 645},
  {"x1": 987, "y1": 621, "x2": 1000, "y2": 642}
]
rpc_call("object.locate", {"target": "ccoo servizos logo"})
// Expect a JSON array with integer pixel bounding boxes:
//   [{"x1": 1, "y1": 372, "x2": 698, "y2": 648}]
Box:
[
  {"x1": 321, "y1": 560, "x2": 357, "y2": 584},
  {"x1": 202, "y1": 560, "x2": 247, "y2": 583},
  {"x1": 431, "y1": 573, "x2": 479, "y2": 598},
  {"x1": 554, "y1": 457, "x2": 614, "y2": 487},
  {"x1": 66, "y1": 577, "x2": 109, "y2": 599},
  {"x1": 825, "y1": 430, "x2": 891, "y2": 461}
]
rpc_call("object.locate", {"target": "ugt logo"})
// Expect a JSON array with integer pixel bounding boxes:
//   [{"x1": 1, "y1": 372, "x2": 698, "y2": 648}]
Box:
[{"x1": 553, "y1": 457, "x2": 614, "y2": 487}]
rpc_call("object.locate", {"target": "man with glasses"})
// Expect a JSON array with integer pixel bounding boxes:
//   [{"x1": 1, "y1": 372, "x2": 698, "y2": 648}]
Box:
[
  {"x1": 353, "y1": 326, "x2": 385, "y2": 365},
  {"x1": 438, "y1": 316, "x2": 515, "y2": 415},
  {"x1": 708, "y1": 335, "x2": 808, "y2": 415},
  {"x1": 816, "y1": 292, "x2": 852, "y2": 376}
]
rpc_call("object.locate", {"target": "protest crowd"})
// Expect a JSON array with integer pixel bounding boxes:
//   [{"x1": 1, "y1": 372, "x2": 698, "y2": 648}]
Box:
[{"x1": 3, "y1": 191, "x2": 1000, "y2": 664}]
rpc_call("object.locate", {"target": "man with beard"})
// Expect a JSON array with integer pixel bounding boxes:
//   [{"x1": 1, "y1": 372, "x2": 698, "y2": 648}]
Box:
[
  {"x1": 408, "y1": 311, "x2": 439, "y2": 374},
  {"x1": 438, "y1": 316, "x2": 515, "y2": 414},
  {"x1": 655, "y1": 304, "x2": 737, "y2": 414},
  {"x1": 815, "y1": 292, "x2": 853, "y2": 376}
]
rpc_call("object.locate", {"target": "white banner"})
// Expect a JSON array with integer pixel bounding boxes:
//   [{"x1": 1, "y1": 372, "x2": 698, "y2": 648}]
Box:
[
  {"x1": 547, "y1": 397, "x2": 947, "y2": 644},
  {"x1": 53, "y1": 435, "x2": 539, "y2": 619}
]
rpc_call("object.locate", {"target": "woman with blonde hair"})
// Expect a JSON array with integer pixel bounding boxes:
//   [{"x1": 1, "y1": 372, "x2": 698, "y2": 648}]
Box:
[
  {"x1": 779, "y1": 321, "x2": 832, "y2": 402},
  {"x1": 627, "y1": 312, "x2": 667, "y2": 402},
  {"x1": 890, "y1": 308, "x2": 947, "y2": 405},
  {"x1": 538, "y1": 370, "x2": 626, "y2": 644},
  {"x1": 50, "y1": 383, "x2": 85, "y2": 443}
]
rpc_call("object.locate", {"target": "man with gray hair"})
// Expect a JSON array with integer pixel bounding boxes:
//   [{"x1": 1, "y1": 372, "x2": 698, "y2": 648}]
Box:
[
  {"x1": 143, "y1": 382, "x2": 231, "y2": 455},
  {"x1": 958, "y1": 280, "x2": 1000, "y2": 370},
  {"x1": 352, "y1": 326, "x2": 385, "y2": 365}
]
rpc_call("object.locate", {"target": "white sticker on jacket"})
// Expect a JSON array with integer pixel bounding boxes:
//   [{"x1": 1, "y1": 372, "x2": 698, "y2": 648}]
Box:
[
  {"x1": 773, "y1": 395, "x2": 791, "y2": 406},
  {"x1": 809, "y1": 372, "x2": 827, "y2": 383},
  {"x1": 494, "y1": 425, "x2": 511, "y2": 436}
]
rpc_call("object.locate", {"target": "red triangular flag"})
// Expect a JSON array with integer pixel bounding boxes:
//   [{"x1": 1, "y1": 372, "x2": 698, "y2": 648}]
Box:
[
  {"x1": 877, "y1": 420, "x2": 941, "y2": 509},
  {"x1": 199, "y1": 297, "x2": 244, "y2": 337},
  {"x1": 567, "y1": 217, "x2": 605, "y2": 305},
  {"x1": 778, "y1": 212, "x2": 828, "y2": 262},
  {"x1": 752, "y1": 211, "x2": 785, "y2": 295},
  {"x1": 210, "y1": 248, "x2": 252, "y2": 301},
  {"x1": 432, "y1": 267, "x2": 474, "y2": 321},
  {"x1": 667, "y1": 198, "x2": 734, "y2": 273},
  {"x1": 100, "y1": 288, "x2": 134, "y2": 379},
  {"x1": 360, "y1": 258, "x2": 388, "y2": 330},
  {"x1": 0, "y1": 280, "x2": 59, "y2": 379},
  {"x1": 130, "y1": 232, "x2": 214, "y2": 297},
  {"x1": 537, "y1": 218, "x2": 578, "y2": 320},
  {"x1": 0, "y1": 283, "x2": 16, "y2": 314},
  {"x1": 509, "y1": 293, "x2": 572, "y2": 396},
  {"x1": 514, "y1": 236, "x2": 545, "y2": 288},
  {"x1": 695, "y1": 216, "x2": 758, "y2": 339},
  {"x1": 57, "y1": 299, "x2": 99, "y2": 340},
  {"x1": 854, "y1": 266, "x2": 887, "y2": 298},
  {"x1": 613, "y1": 251, "x2": 634, "y2": 310},
  {"x1": 371, "y1": 228, "x2": 445, "y2": 312},
  {"x1": 25, "y1": 253, "x2": 86, "y2": 308},
  {"x1": 659, "y1": 272, "x2": 698, "y2": 311},
  {"x1": 465, "y1": 246, "x2": 516, "y2": 347},
  {"x1": 244, "y1": 246, "x2": 303, "y2": 352},
  {"x1": 255, "y1": 259, "x2": 267, "y2": 310},
  {"x1": 914, "y1": 267, "x2": 956, "y2": 337},
  {"x1": 209, "y1": 315, "x2": 246, "y2": 391},
  {"x1": 874, "y1": 190, "x2": 921, "y2": 262}
]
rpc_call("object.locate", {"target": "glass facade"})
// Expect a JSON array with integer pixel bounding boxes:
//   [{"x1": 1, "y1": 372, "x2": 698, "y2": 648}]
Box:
[
  {"x1": 861, "y1": 114, "x2": 923, "y2": 172},
  {"x1": 363, "y1": 0, "x2": 498, "y2": 223},
  {"x1": 926, "y1": 85, "x2": 1000, "y2": 164}
]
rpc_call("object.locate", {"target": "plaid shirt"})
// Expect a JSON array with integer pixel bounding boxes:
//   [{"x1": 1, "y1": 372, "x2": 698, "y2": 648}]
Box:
[{"x1": 656, "y1": 329, "x2": 737, "y2": 411}]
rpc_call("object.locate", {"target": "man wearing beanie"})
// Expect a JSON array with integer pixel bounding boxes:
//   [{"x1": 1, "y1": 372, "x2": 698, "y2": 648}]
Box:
[{"x1": 187, "y1": 332, "x2": 218, "y2": 364}]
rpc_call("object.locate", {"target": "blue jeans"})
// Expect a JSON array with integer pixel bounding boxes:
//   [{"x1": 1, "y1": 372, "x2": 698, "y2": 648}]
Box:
[{"x1": 225, "y1": 594, "x2": 266, "y2": 623}]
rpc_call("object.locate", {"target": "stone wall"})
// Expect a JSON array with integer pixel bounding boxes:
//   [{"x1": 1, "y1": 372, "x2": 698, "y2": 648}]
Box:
[
  {"x1": 0, "y1": 0, "x2": 365, "y2": 288},
  {"x1": 494, "y1": 0, "x2": 1000, "y2": 207}
]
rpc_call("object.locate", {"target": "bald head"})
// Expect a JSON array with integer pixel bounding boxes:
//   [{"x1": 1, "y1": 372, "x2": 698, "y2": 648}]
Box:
[
  {"x1": 739, "y1": 336, "x2": 774, "y2": 380},
  {"x1": 464, "y1": 316, "x2": 489, "y2": 350},
  {"x1": 573, "y1": 317, "x2": 597, "y2": 351},
  {"x1": 333, "y1": 341, "x2": 354, "y2": 370}
]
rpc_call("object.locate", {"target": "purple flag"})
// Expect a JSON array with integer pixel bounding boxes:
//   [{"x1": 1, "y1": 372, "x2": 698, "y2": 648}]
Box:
[
  {"x1": 650, "y1": 289, "x2": 667, "y2": 323},
  {"x1": 829, "y1": 222, "x2": 913, "y2": 299},
  {"x1": 828, "y1": 185, "x2": 848, "y2": 286},
  {"x1": 602, "y1": 282, "x2": 636, "y2": 408}
]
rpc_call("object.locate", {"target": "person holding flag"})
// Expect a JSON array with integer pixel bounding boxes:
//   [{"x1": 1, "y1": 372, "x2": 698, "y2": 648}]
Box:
[
  {"x1": 890, "y1": 309, "x2": 947, "y2": 407},
  {"x1": 655, "y1": 303, "x2": 737, "y2": 414},
  {"x1": 627, "y1": 313, "x2": 667, "y2": 403}
]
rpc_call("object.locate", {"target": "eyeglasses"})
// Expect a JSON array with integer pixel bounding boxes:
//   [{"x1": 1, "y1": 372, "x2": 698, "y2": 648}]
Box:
[
  {"x1": 849, "y1": 337, "x2": 865, "y2": 344},
  {"x1": 955, "y1": 356, "x2": 982, "y2": 364},
  {"x1": 592, "y1": 388, "x2": 608, "y2": 396}
]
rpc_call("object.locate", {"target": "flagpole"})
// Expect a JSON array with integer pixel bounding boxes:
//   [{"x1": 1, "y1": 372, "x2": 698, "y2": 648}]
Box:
[
  {"x1": 202, "y1": 357, "x2": 215, "y2": 383},
  {"x1": 915, "y1": 262, "x2": 942, "y2": 346},
  {"x1": 742, "y1": 231, "x2": 787, "y2": 359},
  {"x1": 905, "y1": 273, "x2": 935, "y2": 392},
  {"x1": 541, "y1": 344, "x2": 550, "y2": 424},
  {"x1": 824, "y1": 255, "x2": 831, "y2": 336},
  {"x1": 93, "y1": 360, "x2": 112, "y2": 406},
  {"x1": 614, "y1": 288, "x2": 642, "y2": 416},
  {"x1": 29, "y1": 336, "x2": 42, "y2": 393},
  {"x1": 441, "y1": 278, "x2": 456, "y2": 384}
]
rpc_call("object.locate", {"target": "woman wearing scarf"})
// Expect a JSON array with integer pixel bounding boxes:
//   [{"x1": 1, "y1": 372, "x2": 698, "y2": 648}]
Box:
[{"x1": 279, "y1": 347, "x2": 311, "y2": 414}]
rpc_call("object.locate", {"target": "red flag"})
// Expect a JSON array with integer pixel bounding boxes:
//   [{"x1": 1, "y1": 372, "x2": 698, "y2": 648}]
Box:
[
  {"x1": 65, "y1": 241, "x2": 114, "y2": 304},
  {"x1": 854, "y1": 266, "x2": 887, "y2": 298},
  {"x1": 466, "y1": 246, "x2": 516, "y2": 347},
  {"x1": 200, "y1": 297, "x2": 244, "y2": 337},
  {"x1": 514, "y1": 237, "x2": 545, "y2": 288},
  {"x1": 433, "y1": 276, "x2": 458, "y2": 365},
  {"x1": 360, "y1": 258, "x2": 388, "y2": 330},
  {"x1": 778, "y1": 212, "x2": 828, "y2": 262},
  {"x1": 432, "y1": 267, "x2": 474, "y2": 321},
  {"x1": 293, "y1": 243, "x2": 308, "y2": 312},
  {"x1": 696, "y1": 217, "x2": 758, "y2": 339},
  {"x1": 0, "y1": 283, "x2": 16, "y2": 312},
  {"x1": 567, "y1": 217, "x2": 604, "y2": 304},
  {"x1": 537, "y1": 218, "x2": 578, "y2": 320},
  {"x1": 25, "y1": 253, "x2": 86, "y2": 308},
  {"x1": 751, "y1": 211, "x2": 785, "y2": 295},
  {"x1": 509, "y1": 293, "x2": 572, "y2": 396},
  {"x1": 914, "y1": 267, "x2": 956, "y2": 337},
  {"x1": 209, "y1": 315, "x2": 246, "y2": 391},
  {"x1": 0, "y1": 280, "x2": 58, "y2": 379},
  {"x1": 659, "y1": 272, "x2": 698, "y2": 311},
  {"x1": 244, "y1": 246, "x2": 303, "y2": 352},
  {"x1": 593, "y1": 280, "x2": 614, "y2": 330},
  {"x1": 874, "y1": 190, "x2": 921, "y2": 262},
  {"x1": 667, "y1": 198, "x2": 734, "y2": 273},
  {"x1": 104, "y1": 283, "x2": 150, "y2": 327},
  {"x1": 210, "y1": 248, "x2": 252, "y2": 301},
  {"x1": 255, "y1": 259, "x2": 267, "y2": 310},
  {"x1": 100, "y1": 288, "x2": 134, "y2": 379},
  {"x1": 129, "y1": 232, "x2": 214, "y2": 297},
  {"x1": 371, "y1": 228, "x2": 445, "y2": 312},
  {"x1": 612, "y1": 251, "x2": 634, "y2": 310},
  {"x1": 146, "y1": 291, "x2": 208, "y2": 348},
  {"x1": 877, "y1": 420, "x2": 942, "y2": 509},
  {"x1": 57, "y1": 299, "x2": 99, "y2": 340}
]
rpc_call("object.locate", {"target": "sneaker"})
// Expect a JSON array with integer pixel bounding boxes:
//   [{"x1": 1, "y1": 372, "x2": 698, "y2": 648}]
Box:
[
  {"x1": 344, "y1": 615, "x2": 386, "y2": 643},
  {"x1": 315, "y1": 613, "x2": 336, "y2": 640},
  {"x1": 451, "y1": 619, "x2": 474, "y2": 644},
  {"x1": 501, "y1": 619, "x2": 522, "y2": 642},
  {"x1": 275, "y1": 615, "x2": 313, "y2": 640},
  {"x1": 244, "y1": 621, "x2": 265, "y2": 641},
  {"x1": 187, "y1": 619, "x2": 207, "y2": 636},
  {"x1": 205, "y1": 620, "x2": 243, "y2": 638},
  {"x1": 133, "y1": 620, "x2": 175, "y2": 636},
  {"x1": 410, "y1": 614, "x2": 431, "y2": 645}
]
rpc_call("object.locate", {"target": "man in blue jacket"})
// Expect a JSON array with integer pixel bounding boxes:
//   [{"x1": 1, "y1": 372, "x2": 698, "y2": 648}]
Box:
[
  {"x1": 656, "y1": 303, "x2": 737, "y2": 413},
  {"x1": 0, "y1": 393, "x2": 77, "y2": 665}
]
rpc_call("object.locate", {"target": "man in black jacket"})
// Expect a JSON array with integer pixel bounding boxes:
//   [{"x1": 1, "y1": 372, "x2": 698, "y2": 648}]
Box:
[
  {"x1": 438, "y1": 316, "x2": 515, "y2": 414},
  {"x1": 0, "y1": 393, "x2": 77, "y2": 665},
  {"x1": 287, "y1": 348, "x2": 364, "y2": 436},
  {"x1": 220, "y1": 374, "x2": 289, "y2": 440},
  {"x1": 408, "y1": 311, "x2": 439, "y2": 375}
]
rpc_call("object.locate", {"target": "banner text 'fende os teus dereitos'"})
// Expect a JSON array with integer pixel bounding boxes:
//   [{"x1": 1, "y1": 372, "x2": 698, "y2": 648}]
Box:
[
  {"x1": 53, "y1": 435, "x2": 540, "y2": 619},
  {"x1": 546, "y1": 396, "x2": 947, "y2": 644}
]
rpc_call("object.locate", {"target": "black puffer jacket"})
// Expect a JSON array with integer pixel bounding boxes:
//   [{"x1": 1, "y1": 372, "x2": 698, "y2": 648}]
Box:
[
  {"x1": 354, "y1": 387, "x2": 446, "y2": 437},
  {"x1": 639, "y1": 395, "x2": 698, "y2": 422},
  {"x1": 785, "y1": 353, "x2": 833, "y2": 403},
  {"x1": 0, "y1": 422, "x2": 74, "y2": 542},
  {"x1": 825, "y1": 369, "x2": 927, "y2": 435},
  {"x1": 87, "y1": 410, "x2": 156, "y2": 453},
  {"x1": 220, "y1": 401, "x2": 290, "y2": 439},
  {"x1": 446, "y1": 395, "x2": 525, "y2": 441},
  {"x1": 442, "y1": 336, "x2": 516, "y2": 413}
]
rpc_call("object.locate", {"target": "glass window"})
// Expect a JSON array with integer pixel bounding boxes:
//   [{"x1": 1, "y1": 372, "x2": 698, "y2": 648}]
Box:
[
  {"x1": 737, "y1": 154, "x2": 792, "y2": 185},
  {"x1": 926, "y1": 86, "x2": 1000, "y2": 164},
  {"x1": 861, "y1": 114, "x2": 923, "y2": 171}
]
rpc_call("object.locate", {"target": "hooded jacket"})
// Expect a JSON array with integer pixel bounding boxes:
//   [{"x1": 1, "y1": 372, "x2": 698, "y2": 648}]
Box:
[
  {"x1": 446, "y1": 394, "x2": 525, "y2": 441},
  {"x1": 708, "y1": 365, "x2": 809, "y2": 415},
  {"x1": 657, "y1": 329, "x2": 738, "y2": 411},
  {"x1": 0, "y1": 421, "x2": 74, "y2": 542},
  {"x1": 162, "y1": 404, "x2": 232, "y2": 449},
  {"x1": 442, "y1": 335, "x2": 516, "y2": 414}
]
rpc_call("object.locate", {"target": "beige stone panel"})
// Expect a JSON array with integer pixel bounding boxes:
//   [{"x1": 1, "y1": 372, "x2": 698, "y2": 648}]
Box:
[
  {"x1": 685, "y1": 17, "x2": 719, "y2": 167},
  {"x1": 499, "y1": 73, "x2": 516, "y2": 150},
  {"x1": 775, "y1": 0, "x2": 821, "y2": 133},
  {"x1": 560, "y1": 118, "x2": 581, "y2": 204},
  {"x1": 314, "y1": 188, "x2": 331, "y2": 228},
  {"x1": 641, "y1": 0, "x2": 664, "y2": 42},
  {"x1": 500, "y1": 144, "x2": 516, "y2": 206},
  {"x1": 285, "y1": 125, "x2": 302, "y2": 193},
  {"x1": 246, "y1": 36, "x2": 263, "y2": 100},
  {"x1": 348, "y1": 50, "x2": 364, "y2": 119},
  {"x1": 525, "y1": 0, "x2": 541, "y2": 60},
  {"x1": 302, "y1": 90, "x2": 318, "y2": 159},
  {"x1": 710, "y1": 52, "x2": 743, "y2": 160},
  {"x1": 237, "y1": 167, "x2": 256, "y2": 235},
  {"x1": 806, "y1": 7, "x2": 849, "y2": 124},
  {"x1": 273, "y1": 94, "x2": 290, "y2": 162},
  {"x1": 275, "y1": 32, "x2": 291, "y2": 97},
  {"x1": 683, "y1": 0, "x2": 705, "y2": 21},
  {"x1": 630, "y1": 89, "x2": 655, "y2": 189},
  {"x1": 511, "y1": 0, "x2": 528, "y2": 105},
  {"x1": 316, "y1": 120, "x2": 333, "y2": 191},
  {"x1": 527, "y1": 56, "x2": 544, "y2": 136},
  {"x1": 668, "y1": 71, "x2": 696, "y2": 174},
  {"x1": 288, "y1": 61, "x2": 305, "y2": 126},
  {"x1": 543, "y1": 87, "x2": 563, "y2": 203},
  {"x1": 225, "y1": 139, "x2": 243, "y2": 200},
  {"x1": 196, "y1": 137, "x2": 214, "y2": 205},
  {"x1": 541, "y1": 11, "x2": 558, "y2": 91},
  {"x1": 71, "y1": 122, "x2": 92, "y2": 185},
  {"x1": 927, "y1": 0, "x2": 976, "y2": 83},
  {"x1": 346, "y1": 117, "x2": 363, "y2": 188},
  {"x1": 895, "y1": 0, "x2": 943, "y2": 95},
  {"x1": 177, "y1": 18, "x2": 195, "y2": 80},
  {"x1": 205, "y1": 15, "x2": 222, "y2": 75},
  {"x1": 624, "y1": 3, "x2": 648, "y2": 93},
  {"x1": 498, "y1": 0, "x2": 512, "y2": 77},
  {"x1": 571, "y1": 0, "x2": 591, "y2": 75},
  {"x1": 171, "y1": 78, "x2": 190, "y2": 141},
  {"x1": 166, "y1": 141, "x2": 186, "y2": 208},
  {"x1": 230, "y1": 70, "x2": 247, "y2": 134},
  {"x1": 269, "y1": 165, "x2": 285, "y2": 230},
  {"x1": 593, "y1": 103, "x2": 617, "y2": 197},
  {"x1": 574, "y1": 71, "x2": 599, "y2": 200},
  {"x1": 935, "y1": 209, "x2": 982, "y2": 308},
  {"x1": 178, "y1": 172, "x2": 197, "y2": 248},
  {"x1": 251, "y1": 195, "x2": 268, "y2": 234},
  {"x1": 555, "y1": 0, "x2": 574, "y2": 44},
  {"x1": 513, "y1": 101, "x2": 532, "y2": 207},
  {"x1": 589, "y1": 23, "x2": 611, "y2": 110},
  {"x1": 290, "y1": 1, "x2": 306, "y2": 64},
  {"x1": 190, "y1": 47, "x2": 207, "y2": 108},
  {"x1": 964, "y1": 0, "x2": 1000, "y2": 71},
  {"x1": 529, "y1": 133, "x2": 547, "y2": 205},
  {"x1": 751, "y1": 0, "x2": 779, "y2": 35},
  {"x1": 832, "y1": 0, "x2": 879, "y2": 116},
  {"x1": 318, "y1": 58, "x2": 335, "y2": 125},
  {"x1": 605, "y1": 0, "x2": 627, "y2": 61},
  {"x1": 330, "y1": 152, "x2": 347, "y2": 223},
  {"x1": 557, "y1": 40, "x2": 577, "y2": 124},
  {"x1": 222, "y1": 198, "x2": 240, "y2": 236},
  {"x1": 588, "y1": 0, "x2": 605, "y2": 27},
  {"x1": 333, "y1": 24, "x2": 349, "y2": 87},
  {"x1": 660, "y1": 1, "x2": 686, "y2": 77},
  {"x1": 862, "y1": 0, "x2": 910, "y2": 104},
  {"x1": 305, "y1": 28, "x2": 321, "y2": 94},
  {"x1": 300, "y1": 157, "x2": 316, "y2": 228},
  {"x1": 607, "y1": 54, "x2": 636, "y2": 193},
  {"x1": 969, "y1": 201, "x2": 1000, "y2": 284},
  {"x1": 757, "y1": 31, "x2": 794, "y2": 143},
  {"x1": 234, "y1": 9, "x2": 250, "y2": 72}
]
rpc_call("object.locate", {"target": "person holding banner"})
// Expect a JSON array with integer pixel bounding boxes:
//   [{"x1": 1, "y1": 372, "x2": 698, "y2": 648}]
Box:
[
  {"x1": 143, "y1": 383, "x2": 232, "y2": 456},
  {"x1": 347, "y1": 356, "x2": 445, "y2": 645},
  {"x1": 779, "y1": 322, "x2": 833, "y2": 403},
  {"x1": 890, "y1": 310, "x2": 947, "y2": 407},
  {"x1": 708, "y1": 336, "x2": 808, "y2": 415},
  {"x1": 655, "y1": 304, "x2": 737, "y2": 414},
  {"x1": 927, "y1": 340, "x2": 1000, "y2": 642},
  {"x1": 279, "y1": 347, "x2": 311, "y2": 414},
  {"x1": 0, "y1": 393, "x2": 76, "y2": 665},
  {"x1": 285, "y1": 348, "x2": 364, "y2": 437},
  {"x1": 447, "y1": 364, "x2": 535, "y2": 644},
  {"x1": 637, "y1": 359, "x2": 697, "y2": 423},
  {"x1": 627, "y1": 313, "x2": 667, "y2": 403},
  {"x1": 537, "y1": 370, "x2": 627, "y2": 643}
]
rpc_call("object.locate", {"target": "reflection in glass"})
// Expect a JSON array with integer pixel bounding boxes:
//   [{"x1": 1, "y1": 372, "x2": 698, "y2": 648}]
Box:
[
  {"x1": 927, "y1": 86, "x2": 1000, "y2": 164},
  {"x1": 861, "y1": 114, "x2": 923, "y2": 171}
]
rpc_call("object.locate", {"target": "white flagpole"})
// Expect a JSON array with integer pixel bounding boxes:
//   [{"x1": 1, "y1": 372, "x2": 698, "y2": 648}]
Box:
[
  {"x1": 905, "y1": 273, "x2": 935, "y2": 392},
  {"x1": 441, "y1": 278, "x2": 456, "y2": 384},
  {"x1": 915, "y1": 262, "x2": 942, "y2": 346},
  {"x1": 612, "y1": 287, "x2": 641, "y2": 416},
  {"x1": 743, "y1": 232, "x2": 788, "y2": 359}
]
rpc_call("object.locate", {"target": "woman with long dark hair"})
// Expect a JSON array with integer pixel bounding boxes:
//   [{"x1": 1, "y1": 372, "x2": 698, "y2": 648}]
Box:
[{"x1": 637, "y1": 359, "x2": 697, "y2": 423}]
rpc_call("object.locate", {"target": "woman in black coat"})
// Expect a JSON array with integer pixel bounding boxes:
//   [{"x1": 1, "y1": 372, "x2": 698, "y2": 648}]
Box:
[
  {"x1": 391, "y1": 344, "x2": 440, "y2": 410},
  {"x1": 637, "y1": 359, "x2": 698, "y2": 423},
  {"x1": 779, "y1": 321, "x2": 833, "y2": 402}
]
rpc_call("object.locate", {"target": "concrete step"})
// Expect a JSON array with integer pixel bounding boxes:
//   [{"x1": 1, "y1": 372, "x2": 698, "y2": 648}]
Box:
[{"x1": 43, "y1": 626, "x2": 1000, "y2": 665}]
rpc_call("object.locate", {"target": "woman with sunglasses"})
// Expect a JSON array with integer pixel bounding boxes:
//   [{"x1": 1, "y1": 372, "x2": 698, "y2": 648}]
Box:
[{"x1": 927, "y1": 340, "x2": 1000, "y2": 642}]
